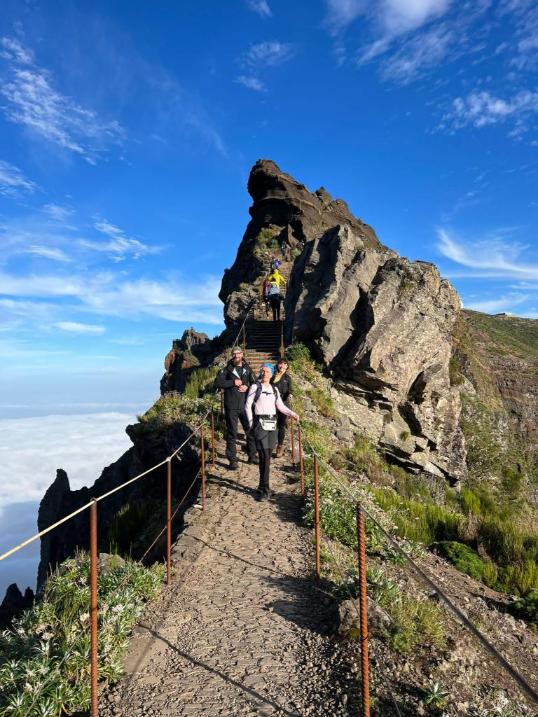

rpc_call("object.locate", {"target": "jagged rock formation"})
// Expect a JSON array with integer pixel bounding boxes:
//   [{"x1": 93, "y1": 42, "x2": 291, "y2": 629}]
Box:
[
  {"x1": 0, "y1": 583, "x2": 34, "y2": 628},
  {"x1": 36, "y1": 422, "x2": 199, "y2": 592},
  {"x1": 160, "y1": 328, "x2": 212, "y2": 394},
  {"x1": 220, "y1": 160, "x2": 466, "y2": 481},
  {"x1": 219, "y1": 159, "x2": 382, "y2": 328}
]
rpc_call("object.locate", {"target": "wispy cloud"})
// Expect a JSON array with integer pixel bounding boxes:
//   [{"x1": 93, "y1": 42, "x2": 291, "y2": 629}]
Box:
[
  {"x1": 437, "y1": 228, "x2": 538, "y2": 280},
  {"x1": 323, "y1": 0, "x2": 366, "y2": 36},
  {"x1": 25, "y1": 246, "x2": 71, "y2": 262},
  {"x1": 245, "y1": 40, "x2": 294, "y2": 68},
  {"x1": 55, "y1": 321, "x2": 105, "y2": 335},
  {"x1": 464, "y1": 292, "x2": 530, "y2": 314},
  {"x1": 441, "y1": 90, "x2": 538, "y2": 136},
  {"x1": 77, "y1": 219, "x2": 161, "y2": 261},
  {"x1": 0, "y1": 36, "x2": 124, "y2": 164},
  {"x1": 379, "y1": 23, "x2": 454, "y2": 83},
  {"x1": 0, "y1": 270, "x2": 223, "y2": 325},
  {"x1": 42, "y1": 203, "x2": 74, "y2": 221},
  {"x1": 235, "y1": 75, "x2": 266, "y2": 92},
  {"x1": 246, "y1": 0, "x2": 272, "y2": 18},
  {"x1": 0, "y1": 159, "x2": 37, "y2": 197}
]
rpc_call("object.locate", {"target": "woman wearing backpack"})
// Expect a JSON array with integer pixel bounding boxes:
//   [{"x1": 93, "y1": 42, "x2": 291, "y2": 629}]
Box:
[{"x1": 245, "y1": 363, "x2": 299, "y2": 501}]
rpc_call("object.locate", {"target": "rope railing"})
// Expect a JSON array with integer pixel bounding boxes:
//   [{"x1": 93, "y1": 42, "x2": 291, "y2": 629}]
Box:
[
  {"x1": 295, "y1": 423, "x2": 538, "y2": 712},
  {"x1": 0, "y1": 406, "x2": 215, "y2": 717}
]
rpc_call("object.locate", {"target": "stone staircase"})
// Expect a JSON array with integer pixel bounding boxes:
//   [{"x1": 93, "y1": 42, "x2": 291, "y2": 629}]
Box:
[{"x1": 244, "y1": 259, "x2": 292, "y2": 374}]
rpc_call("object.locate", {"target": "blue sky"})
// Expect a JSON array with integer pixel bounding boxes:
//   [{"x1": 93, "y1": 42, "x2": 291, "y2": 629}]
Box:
[{"x1": 0, "y1": 0, "x2": 537, "y2": 416}]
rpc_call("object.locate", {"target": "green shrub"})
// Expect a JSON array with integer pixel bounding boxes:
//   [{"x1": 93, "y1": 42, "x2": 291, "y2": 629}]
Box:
[
  {"x1": 184, "y1": 366, "x2": 219, "y2": 399},
  {"x1": 0, "y1": 553, "x2": 164, "y2": 716},
  {"x1": 435, "y1": 541, "x2": 491, "y2": 582},
  {"x1": 512, "y1": 588, "x2": 538, "y2": 624},
  {"x1": 344, "y1": 434, "x2": 390, "y2": 484},
  {"x1": 286, "y1": 342, "x2": 320, "y2": 383},
  {"x1": 137, "y1": 393, "x2": 214, "y2": 431},
  {"x1": 307, "y1": 388, "x2": 337, "y2": 418}
]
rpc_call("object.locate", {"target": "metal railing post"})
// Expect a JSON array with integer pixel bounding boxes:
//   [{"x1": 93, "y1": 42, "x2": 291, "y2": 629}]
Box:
[
  {"x1": 356, "y1": 504, "x2": 371, "y2": 717},
  {"x1": 201, "y1": 426, "x2": 206, "y2": 512},
  {"x1": 279, "y1": 319, "x2": 285, "y2": 358},
  {"x1": 242, "y1": 323, "x2": 246, "y2": 350},
  {"x1": 90, "y1": 499, "x2": 99, "y2": 717},
  {"x1": 314, "y1": 455, "x2": 320, "y2": 579},
  {"x1": 166, "y1": 457, "x2": 172, "y2": 586},
  {"x1": 210, "y1": 410, "x2": 216, "y2": 467},
  {"x1": 220, "y1": 389, "x2": 224, "y2": 416},
  {"x1": 290, "y1": 417, "x2": 296, "y2": 467},
  {"x1": 298, "y1": 424, "x2": 305, "y2": 495}
]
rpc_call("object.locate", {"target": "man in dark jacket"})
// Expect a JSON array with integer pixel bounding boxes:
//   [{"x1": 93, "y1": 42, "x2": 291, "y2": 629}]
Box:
[
  {"x1": 271, "y1": 358, "x2": 292, "y2": 457},
  {"x1": 214, "y1": 347, "x2": 257, "y2": 469}
]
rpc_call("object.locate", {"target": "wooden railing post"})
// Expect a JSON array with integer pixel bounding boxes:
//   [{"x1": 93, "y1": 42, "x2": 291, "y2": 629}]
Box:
[{"x1": 90, "y1": 500, "x2": 99, "y2": 717}]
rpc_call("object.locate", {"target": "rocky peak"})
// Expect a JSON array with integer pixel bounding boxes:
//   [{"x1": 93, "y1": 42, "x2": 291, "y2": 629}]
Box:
[{"x1": 219, "y1": 160, "x2": 466, "y2": 481}]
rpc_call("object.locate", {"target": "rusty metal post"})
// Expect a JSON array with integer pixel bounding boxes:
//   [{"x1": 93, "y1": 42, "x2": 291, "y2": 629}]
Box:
[
  {"x1": 210, "y1": 410, "x2": 216, "y2": 467},
  {"x1": 356, "y1": 504, "x2": 371, "y2": 717},
  {"x1": 201, "y1": 425, "x2": 206, "y2": 512},
  {"x1": 279, "y1": 319, "x2": 285, "y2": 358},
  {"x1": 298, "y1": 425, "x2": 305, "y2": 496},
  {"x1": 166, "y1": 457, "x2": 172, "y2": 586},
  {"x1": 290, "y1": 416, "x2": 296, "y2": 466},
  {"x1": 242, "y1": 323, "x2": 246, "y2": 350},
  {"x1": 89, "y1": 499, "x2": 99, "y2": 717},
  {"x1": 314, "y1": 456, "x2": 320, "y2": 579},
  {"x1": 220, "y1": 389, "x2": 224, "y2": 416}
]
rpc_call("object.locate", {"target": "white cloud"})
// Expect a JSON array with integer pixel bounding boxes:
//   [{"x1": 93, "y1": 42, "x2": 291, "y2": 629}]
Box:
[
  {"x1": 380, "y1": 23, "x2": 453, "y2": 82},
  {"x1": 379, "y1": 0, "x2": 452, "y2": 36},
  {"x1": 55, "y1": 321, "x2": 105, "y2": 335},
  {"x1": 464, "y1": 293, "x2": 529, "y2": 313},
  {"x1": 246, "y1": 0, "x2": 272, "y2": 18},
  {"x1": 245, "y1": 41, "x2": 295, "y2": 68},
  {"x1": 42, "y1": 203, "x2": 74, "y2": 221},
  {"x1": 0, "y1": 269, "x2": 223, "y2": 325},
  {"x1": 25, "y1": 245, "x2": 71, "y2": 262},
  {"x1": 437, "y1": 228, "x2": 538, "y2": 279},
  {"x1": 0, "y1": 36, "x2": 124, "y2": 163},
  {"x1": 443, "y1": 90, "x2": 538, "y2": 132},
  {"x1": 323, "y1": 0, "x2": 367, "y2": 35},
  {"x1": 77, "y1": 218, "x2": 161, "y2": 261},
  {"x1": 236, "y1": 75, "x2": 267, "y2": 92},
  {"x1": 0, "y1": 159, "x2": 37, "y2": 196},
  {"x1": 0, "y1": 411, "x2": 136, "y2": 594}
]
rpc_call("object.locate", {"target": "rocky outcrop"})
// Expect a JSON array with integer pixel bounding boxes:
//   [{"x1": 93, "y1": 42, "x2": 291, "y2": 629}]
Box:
[
  {"x1": 0, "y1": 583, "x2": 34, "y2": 627},
  {"x1": 219, "y1": 159, "x2": 382, "y2": 328},
  {"x1": 221, "y1": 160, "x2": 466, "y2": 481},
  {"x1": 161, "y1": 328, "x2": 212, "y2": 394},
  {"x1": 36, "y1": 421, "x2": 199, "y2": 592}
]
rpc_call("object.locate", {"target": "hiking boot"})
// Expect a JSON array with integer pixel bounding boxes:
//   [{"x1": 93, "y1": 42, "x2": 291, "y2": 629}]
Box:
[
  {"x1": 228, "y1": 460, "x2": 238, "y2": 470},
  {"x1": 275, "y1": 445, "x2": 283, "y2": 458},
  {"x1": 247, "y1": 455, "x2": 259, "y2": 465},
  {"x1": 255, "y1": 490, "x2": 268, "y2": 502}
]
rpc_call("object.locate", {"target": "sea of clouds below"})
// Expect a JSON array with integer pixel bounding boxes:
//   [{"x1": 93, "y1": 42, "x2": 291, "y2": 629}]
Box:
[{"x1": 0, "y1": 412, "x2": 137, "y2": 598}]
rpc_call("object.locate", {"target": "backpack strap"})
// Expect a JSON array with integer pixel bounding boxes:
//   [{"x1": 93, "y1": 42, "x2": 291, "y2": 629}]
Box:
[{"x1": 252, "y1": 382, "x2": 278, "y2": 406}]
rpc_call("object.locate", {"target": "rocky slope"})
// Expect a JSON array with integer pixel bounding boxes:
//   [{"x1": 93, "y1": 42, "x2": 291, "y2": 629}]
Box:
[{"x1": 218, "y1": 159, "x2": 466, "y2": 482}]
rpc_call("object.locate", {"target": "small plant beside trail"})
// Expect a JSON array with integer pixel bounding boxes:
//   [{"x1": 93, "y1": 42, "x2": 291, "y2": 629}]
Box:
[
  {"x1": 137, "y1": 392, "x2": 216, "y2": 432},
  {"x1": 184, "y1": 366, "x2": 219, "y2": 399},
  {"x1": 0, "y1": 553, "x2": 164, "y2": 717}
]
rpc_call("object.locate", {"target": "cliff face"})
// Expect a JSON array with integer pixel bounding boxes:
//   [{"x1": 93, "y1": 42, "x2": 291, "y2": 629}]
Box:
[
  {"x1": 36, "y1": 419, "x2": 199, "y2": 592},
  {"x1": 221, "y1": 160, "x2": 466, "y2": 481}
]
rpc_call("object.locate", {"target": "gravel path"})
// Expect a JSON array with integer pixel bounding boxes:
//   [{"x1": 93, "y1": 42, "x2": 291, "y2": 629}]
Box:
[{"x1": 101, "y1": 446, "x2": 354, "y2": 717}]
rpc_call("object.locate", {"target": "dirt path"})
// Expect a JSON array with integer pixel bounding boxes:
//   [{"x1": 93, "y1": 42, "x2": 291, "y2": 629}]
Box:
[{"x1": 100, "y1": 446, "x2": 353, "y2": 717}]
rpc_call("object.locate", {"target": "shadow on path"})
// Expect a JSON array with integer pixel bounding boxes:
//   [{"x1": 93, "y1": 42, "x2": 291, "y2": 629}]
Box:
[{"x1": 138, "y1": 623, "x2": 301, "y2": 717}]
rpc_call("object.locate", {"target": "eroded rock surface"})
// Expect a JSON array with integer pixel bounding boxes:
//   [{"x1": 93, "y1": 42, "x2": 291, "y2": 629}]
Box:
[{"x1": 221, "y1": 160, "x2": 466, "y2": 481}]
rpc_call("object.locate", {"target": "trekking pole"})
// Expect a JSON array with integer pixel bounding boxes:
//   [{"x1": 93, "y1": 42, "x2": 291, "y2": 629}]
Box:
[
  {"x1": 210, "y1": 409, "x2": 216, "y2": 467},
  {"x1": 356, "y1": 504, "x2": 371, "y2": 717},
  {"x1": 298, "y1": 424, "x2": 305, "y2": 495}
]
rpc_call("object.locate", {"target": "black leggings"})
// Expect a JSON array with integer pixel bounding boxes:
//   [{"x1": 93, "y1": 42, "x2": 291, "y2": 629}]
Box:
[
  {"x1": 257, "y1": 448, "x2": 272, "y2": 492},
  {"x1": 269, "y1": 295, "x2": 281, "y2": 321}
]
